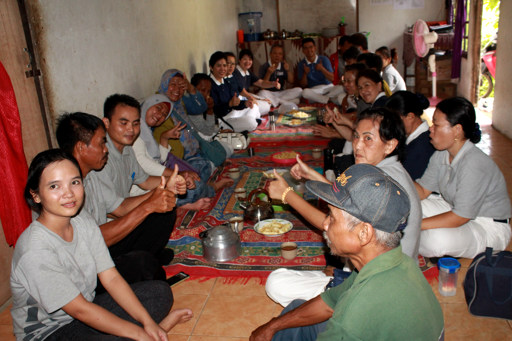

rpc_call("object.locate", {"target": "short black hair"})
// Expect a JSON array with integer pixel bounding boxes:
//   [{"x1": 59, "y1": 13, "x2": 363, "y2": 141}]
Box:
[
  {"x1": 356, "y1": 107, "x2": 406, "y2": 161},
  {"x1": 25, "y1": 149, "x2": 82, "y2": 213},
  {"x1": 239, "y1": 49, "x2": 253, "y2": 61},
  {"x1": 343, "y1": 46, "x2": 361, "y2": 62},
  {"x1": 56, "y1": 112, "x2": 105, "y2": 155},
  {"x1": 270, "y1": 44, "x2": 284, "y2": 53},
  {"x1": 356, "y1": 68, "x2": 383, "y2": 85},
  {"x1": 103, "y1": 94, "x2": 140, "y2": 120},
  {"x1": 302, "y1": 37, "x2": 315, "y2": 47},
  {"x1": 224, "y1": 51, "x2": 236, "y2": 59},
  {"x1": 357, "y1": 53, "x2": 383, "y2": 72},
  {"x1": 339, "y1": 35, "x2": 350, "y2": 47},
  {"x1": 191, "y1": 73, "x2": 210, "y2": 87},
  {"x1": 344, "y1": 63, "x2": 367, "y2": 76},
  {"x1": 209, "y1": 51, "x2": 227, "y2": 68},
  {"x1": 349, "y1": 33, "x2": 368, "y2": 51}
]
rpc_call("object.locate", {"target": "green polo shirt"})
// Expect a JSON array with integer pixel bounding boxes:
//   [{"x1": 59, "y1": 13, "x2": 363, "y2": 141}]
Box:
[{"x1": 318, "y1": 246, "x2": 444, "y2": 341}]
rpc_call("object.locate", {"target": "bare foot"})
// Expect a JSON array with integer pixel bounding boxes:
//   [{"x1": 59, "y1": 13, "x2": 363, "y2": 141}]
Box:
[
  {"x1": 211, "y1": 177, "x2": 234, "y2": 191},
  {"x1": 179, "y1": 198, "x2": 211, "y2": 211},
  {"x1": 159, "y1": 308, "x2": 193, "y2": 332}
]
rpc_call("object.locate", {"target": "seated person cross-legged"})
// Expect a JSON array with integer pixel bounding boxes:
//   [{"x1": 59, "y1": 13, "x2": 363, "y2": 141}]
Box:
[
  {"x1": 56, "y1": 109, "x2": 185, "y2": 287},
  {"x1": 415, "y1": 97, "x2": 511, "y2": 259},
  {"x1": 265, "y1": 108, "x2": 421, "y2": 307},
  {"x1": 232, "y1": 48, "x2": 277, "y2": 116},
  {"x1": 11, "y1": 149, "x2": 193, "y2": 340},
  {"x1": 132, "y1": 93, "x2": 214, "y2": 211},
  {"x1": 298, "y1": 38, "x2": 345, "y2": 105},
  {"x1": 208, "y1": 51, "x2": 261, "y2": 132},
  {"x1": 250, "y1": 164, "x2": 444, "y2": 341},
  {"x1": 256, "y1": 44, "x2": 303, "y2": 108}
]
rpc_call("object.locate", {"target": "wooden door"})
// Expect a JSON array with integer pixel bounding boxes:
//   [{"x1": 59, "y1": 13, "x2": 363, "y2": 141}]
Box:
[
  {"x1": 1, "y1": 0, "x2": 51, "y2": 162},
  {"x1": 0, "y1": 0, "x2": 51, "y2": 307}
]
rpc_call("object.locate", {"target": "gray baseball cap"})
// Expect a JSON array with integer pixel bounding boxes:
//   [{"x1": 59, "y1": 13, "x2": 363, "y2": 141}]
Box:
[{"x1": 306, "y1": 164, "x2": 410, "y2": 233}]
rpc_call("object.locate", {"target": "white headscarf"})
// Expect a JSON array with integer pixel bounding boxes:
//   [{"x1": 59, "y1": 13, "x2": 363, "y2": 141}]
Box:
[{"x1": 139, "y1": 94, "x2": 172, "y2": 160}]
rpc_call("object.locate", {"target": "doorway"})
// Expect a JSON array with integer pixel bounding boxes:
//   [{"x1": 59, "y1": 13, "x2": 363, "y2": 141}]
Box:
[{"x1": 477, "y1": 0, "x2": 499, "y2": 115}]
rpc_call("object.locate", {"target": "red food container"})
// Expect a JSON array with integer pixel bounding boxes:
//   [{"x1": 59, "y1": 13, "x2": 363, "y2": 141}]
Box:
[{"x1": 237, "y1": 29, "x2": 244, "y2": 43}]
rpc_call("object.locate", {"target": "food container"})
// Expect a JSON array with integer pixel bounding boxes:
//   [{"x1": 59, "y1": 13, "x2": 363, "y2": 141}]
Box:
[
  {"x1": 228, "y1": 167, "x2": 240, "y2": 180},
  {"x1": 238, "y1": 12, "x2": 263, "y2": 41},
  {"x1": 312, "y1": 148, "x2": 323, "y2": 159},
  {"x1": 200, "y1": 225, "x2": 241, "y2": 262},
  {"x1": 281, "y1": 242, "x2": 298, "y2": 260},
  {"x1": 234, "y1": 187, "x2": 247, "y2": 199},
  {"x1": 438, "y1": 257, "x2": 461, "y2": 296},
  {"x1": 229, "y1": 216, "x2": 244, "y2": 233}
]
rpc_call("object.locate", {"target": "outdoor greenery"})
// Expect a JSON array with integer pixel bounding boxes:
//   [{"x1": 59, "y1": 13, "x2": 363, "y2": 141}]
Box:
[{"x1": 479, "y1": 0, "x2": 499, "y2": 98}]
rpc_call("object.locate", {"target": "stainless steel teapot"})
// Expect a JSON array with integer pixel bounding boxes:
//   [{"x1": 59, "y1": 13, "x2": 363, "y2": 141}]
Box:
[{"x1": 199, "y1": 225, "x2": 241, "y2": 262}]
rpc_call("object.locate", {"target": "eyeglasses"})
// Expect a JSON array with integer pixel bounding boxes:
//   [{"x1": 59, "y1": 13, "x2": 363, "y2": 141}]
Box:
[{"x1": 226, "y1": 62, "x2": 236, "y2": 66}]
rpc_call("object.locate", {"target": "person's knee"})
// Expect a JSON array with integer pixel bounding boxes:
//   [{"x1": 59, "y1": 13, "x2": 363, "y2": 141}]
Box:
[
  {"x1": 302, "y1": 88, "x2": 314, "y2": 99},
  {"x1": 134, "y1": 280, "x2": 173, "y2": 322},
  {"x1": 265, "y1": 269, "x2": 291, "y2": 300},
  {"x1": 419, "y1": 230, "x2": 452, "y2": 257}
]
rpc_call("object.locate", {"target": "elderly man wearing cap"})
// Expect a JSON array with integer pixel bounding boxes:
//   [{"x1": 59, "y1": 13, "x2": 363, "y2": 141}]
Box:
[{"x1": 250, "y1": 164, "x2": 444, "y2": 341}]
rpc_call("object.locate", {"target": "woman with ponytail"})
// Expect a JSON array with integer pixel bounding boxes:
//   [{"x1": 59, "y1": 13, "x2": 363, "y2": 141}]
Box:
[{"x1": 415, "y1": 97, "x2": 511, "y2": 259}]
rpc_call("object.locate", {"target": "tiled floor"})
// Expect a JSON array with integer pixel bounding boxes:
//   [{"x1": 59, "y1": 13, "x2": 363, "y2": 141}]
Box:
[{"x1": 1, "y1": 116, "x2": 512, "y2": 340}]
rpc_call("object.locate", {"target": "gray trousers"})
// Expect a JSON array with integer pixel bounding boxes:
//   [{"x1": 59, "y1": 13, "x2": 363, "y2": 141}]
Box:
[{"x1": 272, "y1": 299, "x2": 328, "y2": 341}]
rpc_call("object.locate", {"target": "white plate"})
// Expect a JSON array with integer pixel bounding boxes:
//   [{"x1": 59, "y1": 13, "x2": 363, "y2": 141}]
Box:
[{"x1": 254, "y1": 219, "x2": 293, "y2": 237}]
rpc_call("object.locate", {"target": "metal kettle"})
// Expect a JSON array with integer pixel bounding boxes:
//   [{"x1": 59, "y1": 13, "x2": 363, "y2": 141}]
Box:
[
  {"x1": 238, "y1": 188, "x2": 274, "y2": 223},
  {"x1": 199, "y1": 225, "x2": 241, "y2": 262}
]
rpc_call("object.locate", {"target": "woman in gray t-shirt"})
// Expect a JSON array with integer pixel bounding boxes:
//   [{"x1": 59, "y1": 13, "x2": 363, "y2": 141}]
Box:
[
  {"x1": 415, "y1": 97, "x2": 511, "y2": 259},
  {"x1": 11, "y1": 149, "x2": 192, "y2": 340}
]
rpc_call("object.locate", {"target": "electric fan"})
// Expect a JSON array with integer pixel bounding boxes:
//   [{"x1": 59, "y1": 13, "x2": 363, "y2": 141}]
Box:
[{"x1": 413, "y1": 19, "x2": 439, "y2": 104}]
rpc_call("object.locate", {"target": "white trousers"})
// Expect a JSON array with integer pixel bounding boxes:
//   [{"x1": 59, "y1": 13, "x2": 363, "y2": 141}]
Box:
[
  {"x1": 419, "y1": 195, "x2": 511, "y2": 259},
  {"x1": 254, "y1": 99, "x2": 271, "y2": 116},
  {"x1": 220, "y1": 106, "x2": 261, "y2": 132},
  {"x1": 302, "y1": 84, "x2": 346, "y2": 105},
  {"x1": 257, "y1": 88, "x2": 303, "y2": 108},
  {"x1": 265, "y1": 268, "x2": 332, "y2": 307}
]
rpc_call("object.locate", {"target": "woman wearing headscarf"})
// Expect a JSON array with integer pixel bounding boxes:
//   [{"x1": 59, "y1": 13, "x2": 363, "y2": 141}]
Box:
[
  {"x1": 132, "y1": 94, "x2": 213, "y2": 211},
  {"x1": 154, "y1": 69, "x2": 233, "y2": 191}
]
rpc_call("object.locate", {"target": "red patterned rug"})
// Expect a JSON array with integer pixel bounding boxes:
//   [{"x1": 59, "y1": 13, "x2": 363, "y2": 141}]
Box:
[{"x1": 165, "y1": 155, "x2": 327, "y2": 280}]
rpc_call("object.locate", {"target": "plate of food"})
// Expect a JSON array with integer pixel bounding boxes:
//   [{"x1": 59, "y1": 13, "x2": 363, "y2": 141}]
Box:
[
  {"x1": 285, "y1": 110, "x2": 311, "y2": 120},
  {"x1": 254, "y1": 219, "x2": 293, "y2": 236},
  {"x1": 271, "y1": 151, "x2": 300, "y2": 165},
  {"x1": 262, "y1": 169, "x2": 287, "y2": 179},
  {"x1": 283, "y1": 119, "x2": 306, "y2": 127}
]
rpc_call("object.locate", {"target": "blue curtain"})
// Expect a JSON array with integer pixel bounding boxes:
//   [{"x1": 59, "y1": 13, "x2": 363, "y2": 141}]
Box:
[{"x1": 451, "y1": 0, "x2": 467, "y2": 79}]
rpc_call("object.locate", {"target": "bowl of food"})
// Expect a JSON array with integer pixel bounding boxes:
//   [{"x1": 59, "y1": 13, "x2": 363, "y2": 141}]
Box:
[
  {"x1": 254, "y1": 219, "x2": 293, "y2": 237},
  {"x1": 271, "y1": 151, "x2": 300, "y2": 165}
]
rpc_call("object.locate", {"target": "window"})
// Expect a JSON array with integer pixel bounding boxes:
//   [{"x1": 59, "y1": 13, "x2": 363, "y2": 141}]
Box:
[
  {"x1": 462, "y1": 0, "x2": 471, "y2": 57},
  {"x1": 452, "y1": 0, "x2": 471, "y2": 58}
]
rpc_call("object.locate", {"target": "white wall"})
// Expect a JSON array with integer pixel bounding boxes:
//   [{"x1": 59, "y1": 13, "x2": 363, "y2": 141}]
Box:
[
  {"x1": 492, "y1": 0, "x2": 512, "y2": 137},
  {"x1": 239, "y1": 0, "x2": 357, "y2": 36},
  {"x1": 358, "y1": 0, "x2": 445, "y2": 76},
  {"x1": 30, "y1": 0, "x2": 239, "y2": 120}
]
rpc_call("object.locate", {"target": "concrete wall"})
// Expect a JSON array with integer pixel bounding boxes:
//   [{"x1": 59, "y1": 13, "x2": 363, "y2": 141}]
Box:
[
  {"x1": 239, "y1": 0, "x2": 357, "y2": 36},
  {"x1": 28, "y1": 0, "x2": 240, "y2": 121},
  {"x1": 492, "y1": 0, "x2": 512, "y2": 137},
  {"x1": 358, "y1": 0, "x2": 445, "y2": 77}
]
